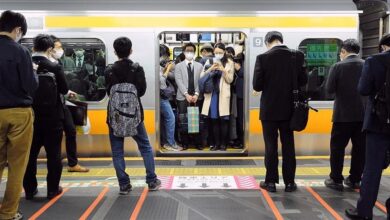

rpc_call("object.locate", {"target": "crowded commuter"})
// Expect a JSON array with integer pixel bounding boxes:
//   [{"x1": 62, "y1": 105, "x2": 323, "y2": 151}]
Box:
[
  {"x1": 0, "y1": 10, "x2": 37, "y2": 220},
  {"x1": 159, "y1": 44, "x2": 181, "y2": 151},
  {"x1": 324, "y1": 39, "x2": 365, "y2": 191},
  {"x1": 232, "y1": 53, "x2": 245, "y2": 149},
  {"x1": 105, "y1": 37, "x2": 161, "y2": 194},
  {"x1": 23, "y1": 34, "x2": 69, "y2": 200},
  {"x1": 49, "y1": 36, "x2": 89, "y2": 173},
  {"x1": 346, "y1": 34, "x2": 390, "y2": 220},
  {"x1": 200, "y1": 43, "x2": 234, "y2": 151},
  {"x1": 253, "y1": 31, "x2": 307, "y2": 192},
  {"x1": 199, "y1": 43, "x2": 214, "y2": 65},
  {"x1": 225, "y1": 45, "x2": 235, "y2": 60},
  {"x1": 174, "y1": 43, "x2": 204, "y2": 150}
]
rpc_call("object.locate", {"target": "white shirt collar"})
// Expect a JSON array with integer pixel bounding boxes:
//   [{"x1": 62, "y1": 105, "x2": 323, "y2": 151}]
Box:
[
  {"x1": 32, "y1": 52, "x2": 48, "y2": 58},
  {"x1": 345, "y1": 53, "x2": 358, "y2": 58},
  {"x1": 185, "y1": 59, "x2": 193, "y2": 65}
]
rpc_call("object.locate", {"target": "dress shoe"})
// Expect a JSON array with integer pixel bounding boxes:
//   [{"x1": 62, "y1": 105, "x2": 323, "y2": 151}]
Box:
[
  {"x1": 68, "y1": 164, "x2": 89, "y2": 172},
  {"x1": 196, "y1": 145, "x2": 204, "y2": 150},
  {"x1": 25, "y1": 189, "x2": 38, "y2": 200},
  {"x1": 210, "y1": 146, "x2": 219, "y2": 151},
  {"x1": 345, "y1": 208, "x2": 372, "y2": 220},
  {"x1": 344, "y1": 177, "x2": 360, "y2": 190},
  {"x1": 285, "y1": 183, "x2": 297, "y2": 192},
  {"x1": 47, "y1": 186, "x2": 63, "y2": 199},
  {"x1": 260, "y1": 181, "x2": 276, "y2": 192},
  {"x1": 324, "y1": 178, "x2": 343, "y2": 191},
  {"x1": 232, "y1": 144, "x2": 244, "y2": 149},
  {"x1": 219, "y1": 145, "x2": 227, "y2": 151}
]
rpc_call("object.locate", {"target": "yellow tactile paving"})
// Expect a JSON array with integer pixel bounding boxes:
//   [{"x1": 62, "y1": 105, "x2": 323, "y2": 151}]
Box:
[{"x1": 5, "y1": 167, "x2": 389, "y2": 177}]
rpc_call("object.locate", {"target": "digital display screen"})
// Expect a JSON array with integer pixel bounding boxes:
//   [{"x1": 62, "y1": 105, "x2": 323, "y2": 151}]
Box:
[
  {"x1": 306, "y1": 44, "x2": 338, "y2": 67},
  {"x1": 201, "y1": 33, "x2": 212, "y2": 41}
]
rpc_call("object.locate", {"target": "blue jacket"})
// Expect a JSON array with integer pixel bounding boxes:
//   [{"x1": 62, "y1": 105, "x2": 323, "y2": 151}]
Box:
[
  {"x1": 0, "y1": 35, "x2": 38, "y2": 108},
  {"x1": 358, "y1": 50, "x2": 390, "y2": 134}
]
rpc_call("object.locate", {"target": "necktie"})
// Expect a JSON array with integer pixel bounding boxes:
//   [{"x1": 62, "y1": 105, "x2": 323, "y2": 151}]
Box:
[
  {"x1": 187, "y1": 63, "x2": 195, "y2": 95},
  {"x1": 78, "y1": 57, "x2": 82, "y2": 67}
]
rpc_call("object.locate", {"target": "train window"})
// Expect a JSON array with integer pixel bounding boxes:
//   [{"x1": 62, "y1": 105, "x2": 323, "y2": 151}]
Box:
[
  {"x1": 158, "y1": 31, "x2": 247, "y2": 153},
  {"x1": 21, "y1": 38, "x2": 107, "y2": 102},
  {"x1": 298, "y1": 38, "x2": 343, "y2": 101}
]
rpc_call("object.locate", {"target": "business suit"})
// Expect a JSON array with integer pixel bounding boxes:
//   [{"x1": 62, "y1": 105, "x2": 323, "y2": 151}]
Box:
[
  {"x1": 325, "y1": 55, "x2": 366, "y2": 184},
  {"x1": 355, "y1": 51, "x2": 390, "y2": 218},
  {"x1": 174, "y1": 60, "x2": 203, "y2": 147},
  {"x1": 253, "y1": 45, "x2": 307, "y2": 184}
]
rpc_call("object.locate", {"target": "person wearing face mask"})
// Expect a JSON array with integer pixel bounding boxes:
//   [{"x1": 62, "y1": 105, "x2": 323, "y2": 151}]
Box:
[
  {"x1": 74, "y1": 48, "x2": 86, "y2": 68},
  {"x1": 0, "y1": 10, "x2": 38, "y2": 220},
  {"x1": 174, "y1": 43, "x2": 204, "y2": 150},
  {"x1": 345, "y1": 34, "x2": 390, "y2": 220},
  {"x1": 49, "y1": 36, "x2": 90, "y2": 173},
  {"x1": 24, "y1": 34, "x2": 68, "y2": 201},
  {"x1": 324, "y1": 39, "x2": 366, "y2": 192},
  {"x1": 200, "y1": 43, "x2": 235, "y2": 151}
]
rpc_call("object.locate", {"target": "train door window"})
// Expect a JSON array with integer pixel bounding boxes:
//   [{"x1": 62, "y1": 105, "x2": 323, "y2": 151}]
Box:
[
  {"x1": 298, "y1": 38, "x2": 342, "y2": 101},
  {"x1": 21, "y1": 38, "x2": 107, "y2": 102},
  {"x1": 158, "y1": 31, "x2": 247, "y2": 154}
]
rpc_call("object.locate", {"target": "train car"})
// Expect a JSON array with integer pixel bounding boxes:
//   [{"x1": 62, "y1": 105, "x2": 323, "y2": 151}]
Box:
[{"x1": 3, "y1": 0, "x2": 388, "y2": 157}]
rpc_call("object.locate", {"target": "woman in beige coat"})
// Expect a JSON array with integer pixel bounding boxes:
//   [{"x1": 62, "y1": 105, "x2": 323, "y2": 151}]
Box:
[{"x1": 200, "y1": 43, "x2": 234, "y2": 151}]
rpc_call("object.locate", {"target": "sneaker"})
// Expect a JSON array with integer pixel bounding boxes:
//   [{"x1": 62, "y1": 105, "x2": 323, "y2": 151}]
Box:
[
  {"x1": 163, "y1": 144, "x2": 183, "y2": 151},
  {"x1": 148, "y1": 179, "x2": 161, "y2": 191},
  {"x1": 344, "y1": 177, "x2": 360, "y2": 190},
  {"x1": 119, "y1": 183, "x2": 132, "y2": 195},
  {"x1": 68, "y1": 164, "x2": 89, "y2": 172},
  {"x1": 11, "y1": 211, "x2": 23, "y2": 220},
  {"x1": 47, "y1": 186, "x2": 63, "y2": 199},
  {"x1": 324, "y1": 178, "x2": 343, "y2": 191}
]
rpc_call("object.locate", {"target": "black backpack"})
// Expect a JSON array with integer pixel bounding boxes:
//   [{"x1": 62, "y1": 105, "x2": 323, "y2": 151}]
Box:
[
  {"x1": 372, "y1": 56, "x2": 390, "y2": 124},
  {"x1": 33, "y1": 62, "x2": 58, "y2": 109}
]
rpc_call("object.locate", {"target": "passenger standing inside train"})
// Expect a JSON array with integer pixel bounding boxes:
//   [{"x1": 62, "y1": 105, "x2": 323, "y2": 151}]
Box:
[
  {"x1": 346, "y1": 34, "x2": 390, "y2": 220},
  {"x1": 175, "y1": 43, "x2": 204, "y2": 150},
  {"x1": 23, "y1": 34, "x2": 68, "y2": 200},
  {"x1": 159, "y1": 44, "x2": 182, "y2": 151},
  {"x1": 49, "y1": 36, "x2": 89, "y2": 172},
  {"x1": 324, "y1": 39, "x2": 365, "y2": 191},
  {"x1": 232, "y1": 53, "x2": 245, "y2": 149},
  {"x1": 253, "y1": 31, "x2": 307, "y2": 192},
  {"x1": 0, "y1": 10, "x2": 37, "y2": 220},
  {"x1": 199, "y1": 43, "x2": 214, "y2": 65},
  {"x1": 105, "y1": 37, "x2": 161, "y2": 194},
  {"x1": 200, "y1": 43, "x2": 234, "y2": 151}
]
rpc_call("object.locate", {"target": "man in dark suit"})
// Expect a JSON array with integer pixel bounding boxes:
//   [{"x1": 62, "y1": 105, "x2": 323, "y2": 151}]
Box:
[
  {"x1": 253, "y1": 31, "x2": 307, "y2": 192},
  {"x1": 346, "y1": 34, "x2": 390, "y2": 220},
  {"x1": 324, "y1": 39, "x2": 366, "y2": 191}
]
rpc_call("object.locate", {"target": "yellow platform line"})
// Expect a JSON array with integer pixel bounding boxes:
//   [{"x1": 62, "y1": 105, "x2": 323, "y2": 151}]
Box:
[{"x1": 3, "y1": 167, "x2": 388, "y2": 177}]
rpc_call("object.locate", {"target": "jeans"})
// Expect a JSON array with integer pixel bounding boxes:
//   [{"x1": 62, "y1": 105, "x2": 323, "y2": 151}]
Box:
[
  {"x1": 160, "y1": 99, "x2": 175, "y2": 146},
  {"x1": 109, "y1": 122, "x2": 157, "y2": 186}
]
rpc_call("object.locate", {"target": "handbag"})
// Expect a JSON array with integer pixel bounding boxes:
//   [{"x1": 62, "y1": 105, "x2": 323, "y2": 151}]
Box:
[
  {"x1": 66, "y1": 99, "x2": 88, "y2": 126},
  {"x1": 289, "y1": 50, "x2": 317, "y2": 131},
  {"x1": 160, "y1": 79, "x2": 175, "y2": 99},
  {"x1": 187, "y1": 104, "x2": 200, "y2": 133},
  {"x1": 372, "y1": 56, "x2": 390, "y2": 124}
]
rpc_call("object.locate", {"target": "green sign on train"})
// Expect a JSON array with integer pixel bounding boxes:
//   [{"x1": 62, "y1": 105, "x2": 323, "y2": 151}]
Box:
[{"x1": 306, "y1": 44, "x2": 338, "y2": 66}]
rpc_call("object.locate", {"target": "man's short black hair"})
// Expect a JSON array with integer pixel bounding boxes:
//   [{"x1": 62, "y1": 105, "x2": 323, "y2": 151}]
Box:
[
  {"x1": 226, "y1": 47, "x2": 235, "y2": 56},
  {"x1": 264, "y1": 31, "x2": 283, "y2": 44},
  {"x1": 0, "y1": 10, "x2": 27, "y2": 36},
  {"x1": 201, "y1": 47, "x2": 213, "y2": 53},
  {"x1": 33, "y1": 34, "x2": 54, "y2": 52},
  {"x1": 182, "y1": 42, "x2": 196, "y2": 52},
  {"x1": 113, "y1": 37, "x2": 132, "y2": 59},
  {"x1": 379, "y1": 34, "x2": 390, "y2": 47},
  {"x1": 160, "y1": 44, "x2": 170, "y2": 57},
  {"x1": 341, "y1": 39, "x2": 360, "y2": 54}
]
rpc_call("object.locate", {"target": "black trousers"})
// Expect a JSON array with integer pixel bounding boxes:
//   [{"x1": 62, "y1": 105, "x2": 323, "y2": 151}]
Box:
[
  {"x1": 357, "y1": 132, "x2": 390, "y2": 218},
  {"x1": 63, "y1": 105, "x2": 78, "y2": 167},
  {"x1": 177, "y1": 100, "x2": 205, "y2": 147},
  {"x1": 329, "y1": 122, "x2": 365, "y2": 183},
  {"x1": 210, "y1": 118, "x2": 229, "y2": 146},
  {"x1": 236, "y1": 98, "x2": 244, "y2": 144},
  {"x1": 261, "y1": 120, "x2": 295, "y2": 184},
  {"x1": 23, "y1": 120, "x2": 63, "y2": 193}
]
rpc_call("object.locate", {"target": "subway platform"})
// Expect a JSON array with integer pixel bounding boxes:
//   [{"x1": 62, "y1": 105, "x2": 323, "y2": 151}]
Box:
[{"x1": 1, "y1": 157, "x2": 389, "y2": 220}]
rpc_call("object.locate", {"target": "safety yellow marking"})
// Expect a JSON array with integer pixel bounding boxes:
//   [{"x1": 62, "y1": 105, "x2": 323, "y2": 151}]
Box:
[
  {"x1": 5, "y1": 167, "x2": 389, "y2": 177},
  {"x1": 45, "y1": 16, "x2": 357, "y2": 28}
]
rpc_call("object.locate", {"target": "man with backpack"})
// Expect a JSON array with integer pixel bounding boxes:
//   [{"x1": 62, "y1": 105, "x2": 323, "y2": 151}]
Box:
[
  {"x1": 23, "y1": 34, "x2": 69, "y2": 200},
  {"x1": 0, "y1": 10, "x2": 37, "y2": 220},
  {"x1": 346, "y1": 34, "x2": 390, "y2": 219},
  {"x1": 105, "y1": 37, "x2": 160, "y2": 194}
]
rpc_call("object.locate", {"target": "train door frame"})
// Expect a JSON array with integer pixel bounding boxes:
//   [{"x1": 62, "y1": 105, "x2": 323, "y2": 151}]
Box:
[{"x1": 155, "y1": 30, "x2": 250, "y2": 156}]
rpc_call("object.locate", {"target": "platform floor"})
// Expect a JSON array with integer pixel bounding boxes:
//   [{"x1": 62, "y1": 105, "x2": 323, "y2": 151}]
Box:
[{"x1": 1, "y1": 157, "x2": 389, "y2": 220}]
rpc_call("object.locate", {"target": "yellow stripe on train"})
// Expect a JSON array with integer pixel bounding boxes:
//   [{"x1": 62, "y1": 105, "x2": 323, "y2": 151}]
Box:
[{"x1": 87, "y1": 109, "x2": 332, "y2": 135}]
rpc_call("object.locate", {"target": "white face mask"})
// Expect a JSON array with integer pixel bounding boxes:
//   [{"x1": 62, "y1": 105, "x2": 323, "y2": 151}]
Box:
[
  {"x1": 52, "y1": 49, "x2": 64, "y2": 60},
  {"x1": 215, "y1": 54, "x2": 224, "y2": 60},
  {"x1": 184, "y1": 52, "x2": 194, "y2": 61}
]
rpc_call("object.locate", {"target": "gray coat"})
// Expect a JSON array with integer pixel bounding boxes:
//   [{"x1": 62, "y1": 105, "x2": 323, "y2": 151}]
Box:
[
  {"x1": 174, "y1": 60, "x2": 202, "y2": 101},
  {"x1": 326, "y1": 55, "x2": 366, "y2": 122}
]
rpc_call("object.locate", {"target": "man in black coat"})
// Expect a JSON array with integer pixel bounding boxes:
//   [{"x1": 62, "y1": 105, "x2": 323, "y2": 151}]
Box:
[
  {"x1": 253, "y1": 31, "x2": 307, "y2": 192},
  {"x1": 346, "y1": 34, "x2": 390, "y2": 220},
  {"x1": 324, "y1": 39, "x2": 366, "y2": 191}
]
